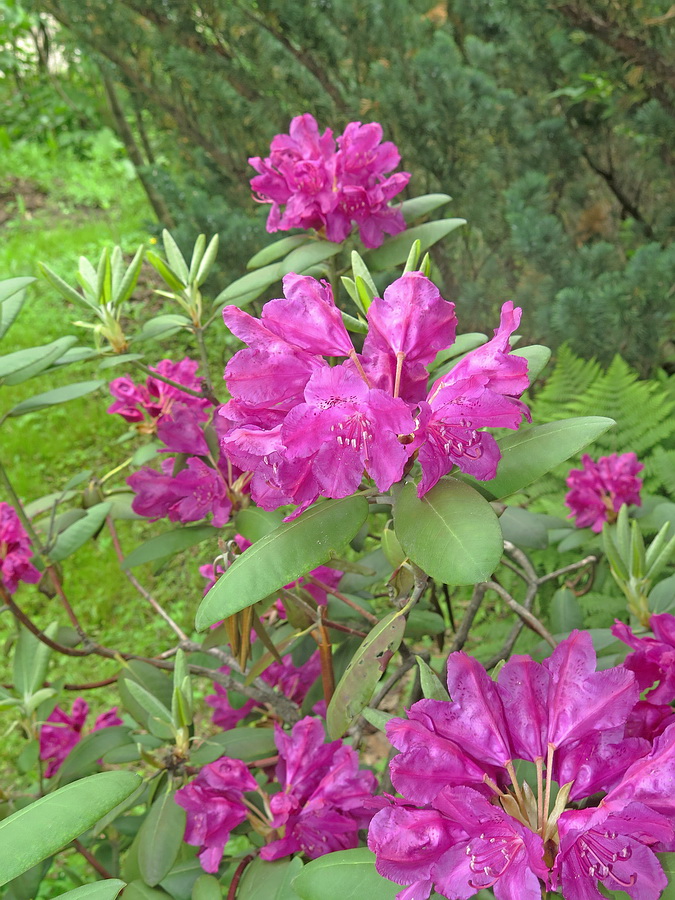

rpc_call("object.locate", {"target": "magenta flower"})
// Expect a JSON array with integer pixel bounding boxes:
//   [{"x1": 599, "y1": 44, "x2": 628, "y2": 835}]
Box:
[
  {"x1": 220, "y1": 274, "x2": 530, "y2": 514},
  {"x1": 0, "y1": 502, "x2": 40, "y2": 595},
  {"x1": 128, "y1": 456, "x2": 234, "y2": 527},
  {"x1": 613, "y1": 613, "x2": 675, "y2": 704},
  {"x1": 175, "y1": 757, "x2": 258, "y2": 873},
  {"x1": 249, "y1": 115, "x2": 409, "y2": 248},
  {"x1": 260, "y1": 717, "x2": 380, "y2": 860},
  {"x1": 39, "y1": 698, "x2": 122, "y2": 778},
  {"x1": 412, "y1": 301, "x2": 531, "y2": 495},
  {"x1": 553, "y1": 803, "x2": 672, "y2": 899},
  {"x1": 566, "y1": 452, "x2": 644, "y2": 532},
  {"x1": 361, "y1": 272, "x2": 457, "y2": 403},
  {"x1": 368, "y1": 631, "x2": 675, "y2": 900},
  {"x1": 282, "y1": 365, "x2": 415, "y2": 499},
  {"x1": 108, "y1": 357, "x2": 210, "y2": 431}
]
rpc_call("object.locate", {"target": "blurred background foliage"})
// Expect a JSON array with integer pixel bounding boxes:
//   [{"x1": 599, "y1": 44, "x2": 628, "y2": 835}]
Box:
[{"x1": 1, "y1": 0, "x2": 673, "y2": 375}]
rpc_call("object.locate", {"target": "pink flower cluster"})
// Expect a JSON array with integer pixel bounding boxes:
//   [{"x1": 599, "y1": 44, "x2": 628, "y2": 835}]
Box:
[
  {"x1": 108, "y1": 357, "x2": 210, "y2": 433},
  {"x1": 0, "y1": 502, "x2": 40, "y2": 595},
  {"x1": 565, "y1": 452, "x2": 644, "y2": 532},
  {"x1": 368, "y1": 631, "x2": 675, "y2": 900},
  {"x1": 39, "y1": 698, "x2": 122, "y2": 778},
  {"x1": 176, "y1": 717, "x2": 380, "y2": 873},
  {"x1": 220, "y1": 272, "x2": 530, "y2": 515},
  {"x1": 111, "y1": 358, "x2": 245, "y2": 527},
  {"x1": 249, "y1": 114, "x2": 410, "y2": 249}
]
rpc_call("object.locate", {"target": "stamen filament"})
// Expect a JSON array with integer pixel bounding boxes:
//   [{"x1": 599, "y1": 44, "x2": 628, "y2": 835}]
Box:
[
  {"x1": 393, "y1": 351, "x2": 405, "y2": 399},
  {"x1": 505, "y1": 759, "x2": 526, "y2": 810},
  {"x1": 535, "y1": 756, "x2": 544, "y2": 832},
  {"x1": 543, "y1": 743, "x2": 555, "y2": 828}
]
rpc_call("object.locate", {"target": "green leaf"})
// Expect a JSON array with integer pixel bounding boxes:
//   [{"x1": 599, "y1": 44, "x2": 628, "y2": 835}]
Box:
[
  {"x1": 550, "y1": 587, "x2": 585, "y2": 634},
  {"x1": 191, "y1": 874, "x2": 222, "y2": 900},
  {"x1": 279, "y1": 241, "x2": 342, "y2": 276},
  {"x1": 341, "y1": 310, "x2": 369, "y2": 334},
  {"x1": 214, "y1": 263, "x2": 282, "y2": 308},
  {"x1": 135, "y1": 314, "x2": 191, "y2": 342},
  {"x1": 54, "y1": 883, "x2": 126, "y2": 900},
  {"x1": 400, "y1": 193, "x2": 452, "y2": 222},
  {"x1": 360, "y1": 707, "x2": 394, "y2": 731},
  {"x1": 405, "y1": 609, "x2": 446, "y2": 639},
  {"x1": 0, "y1": 336, "x2": 77, "y2": 385},
  {"x1": 511, "y1": 345, "x2": 551, "y2": 381},
  {"x1": 196, "y1": 496, "x2": 369, "y2": 629},
  {"x1": 350, "y1": 251, "x2": 378, "y2": 298},
  {"x1": 247, "y1": 235, "x2": 309, "y2": 270},
  {"x1": 498, "y1": 507, "x2": 549, "y2": 549},
  {"x1": 393, "y1": 478, "x2": 503, "y2": 585},
  {"x1": 465, "y1": 417, "x2": 616, "y2": 500},
  {"x1": 115, "y1": 245, "x2": 145, "y2": 305},
  {"x1": 0, "y1": 276, "x2": 35, "y2": 304},
  {"x1": 0, "y1": 277, "x2": 33, "y2": 341},
  {"x1": 235, "y1": 507, "x2": 284, "y2": 543},
  {"x1": 292, "y1": 848, "x2": 400, "y2": 900},
  {"x1": 138, "y1": 787, "x2": 186, "y2": 886},
  {"x1": 649, "y1": 575, "x2": 675, "y2": 614},
  {"x1": 365, "y1": 219, "x2": 466, "y2": 271},
  {"x1": 326, "y1": 609, "x2": 407, "y2": 739},
  {"x1": 0, "y1": 772, "x2": 141, "y2": 886},
  {"x1": 123, "y1": 525, "x2": 216, "y2": 568},
  {"x1": 162, "y1": 230, "x2": 190, "y2": 284},
  {"x1": 416, "y1": 656, "x2": 450, "y2": 701},
  {"x1": 119, "y1": 883, "x2": 171, "y2": 900},
  {"x1": 238, "y1": 857, "x2": 303, "y2": 900},
  {"x1": 49, "y1": 502, "x2": 112, "y2": 562},
  {"x1": 39, "y1": 263, "x2": 94, "y2": 309},
  {"x1": 190, "y1": 727, "x2": 278, "y2": 766},
  {"x1": 13, "y1": 623, "x2": 56, "y2": 700},
  {"x1": 8, "y1": 380, "x2": 104, "y2": 416},
  {"x1": 146, "y1": 250, "x2": 186, "y2": 292},
  {"x1": 55, "y1": 726, "x2": 134, "y2": 785},
  {"x1": 124, "y1": 680, "x2": 174, "y2": 737},
  {"x1": 195, "y1": 234, "x2": 220, "y2": 287},
  {"x1": 118, "y1": 660, "x2": 173, "y2": 729}
]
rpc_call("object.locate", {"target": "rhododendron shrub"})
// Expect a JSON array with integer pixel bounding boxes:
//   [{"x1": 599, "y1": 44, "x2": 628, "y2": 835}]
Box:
[{"x1": 2, "y1": 116, "x2": 674, "y2": 900}]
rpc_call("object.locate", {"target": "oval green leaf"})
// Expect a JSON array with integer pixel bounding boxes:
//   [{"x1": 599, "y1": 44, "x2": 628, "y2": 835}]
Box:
[
  {"x1": 49, "y1": 502, "x2": 112, "y2": 562},
  {"x1": 238, "y1": 857, "x2": 303, "y2": 900},
  {"x1": 0, "y1": 336, "x2": 77, "y2": 385},
  {"x1": 9, "y1": 380, "x2": 104, "y2": 417},
  {"x1": 326, "y1": 609, "x2": 407, "y2": 739},
  {"x1": 400, "y1": 193, "x2": 452, "y2": 222},
  {"x1": 292, "y1": 848, "x2": 399, "y2": 900},
  {"x1": 191, "y1": 727, "x2": 278, "y2": 766},
  {"x1": 55, "y1": 881, "x2": 126, "y2": 900},
  {"x1": 0, "y1": 771, "x2": 142, "y2": 886},
  {"x1": 55, "y1": 726, "x2": 134, "y2": 785},
  {"x1": 393, "y1": 477, "x2": 503, "y2": 585},
  {"x1": 123, "y1": 524, "x2": 216, "y2": 568},
  {"x1": 464, "y1": 417, "x2": 616, "y2": 500},
  {"x1": 196, "y1": 495, "x2": 369, "y2": 629},
  {"x1": 247, "y1": 235, "x2": 309, "y2": 270},
  {"x1": 138, "y1": 787, "x2": 186, "y2": 886},
  {"x1": 364, "y1": 219, "x2": 466, "y2": 271}
]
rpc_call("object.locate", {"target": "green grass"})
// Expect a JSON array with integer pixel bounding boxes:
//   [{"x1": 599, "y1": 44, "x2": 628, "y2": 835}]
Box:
[{"x1": 0, "y1": 140, "x2": 216, "y2": 751}]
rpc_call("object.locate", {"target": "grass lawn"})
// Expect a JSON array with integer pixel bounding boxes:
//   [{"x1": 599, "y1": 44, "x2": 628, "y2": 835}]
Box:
[{"x1": 1, "y1": 142, "x2": 217, "y2": 766}]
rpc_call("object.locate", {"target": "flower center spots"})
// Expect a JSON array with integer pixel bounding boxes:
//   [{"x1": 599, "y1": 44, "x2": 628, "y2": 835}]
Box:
[
  {"x1": 434, "y1": 419, "x2": 483, "y2": 461},
  {"x1": 465, "y1": 830, "x2": 521, "y2": 889},
  {"x1": 290, "y1": 162, "x2": 325, "y2": 195},
  {"x1": 578, "y1": 832, "x2": 635, "y2": 888},
  {"x1": 330, "y1": 415, "x2": 373, "y2": 456}
]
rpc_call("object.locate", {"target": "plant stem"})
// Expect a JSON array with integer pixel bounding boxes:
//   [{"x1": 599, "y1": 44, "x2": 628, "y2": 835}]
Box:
[
  {"x1": 227, "y1": 854, "x2": 254, "y2": 900},
  {"x1": 134, "y1": 361, "x2": 208, "y2": 399},
  {"x1": 107, "y1": 516, "x2": 189, "y2": 641}
]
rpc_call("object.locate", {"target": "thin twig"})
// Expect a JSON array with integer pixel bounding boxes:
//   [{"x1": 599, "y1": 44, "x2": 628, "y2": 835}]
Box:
[
  {"x1": 227, "y1": 854, "x2": 254, "y2": 900},
  {"x1": 304, "y1": 574, "x2": 379, "y2": 624},
  {"x1": 485, "y1": 581, "x2": 557, "y2": 649},
  {"x1": 447, "y1": 584, "x2": 488, "y2": 653},
  {"x1": 134, "y1": 361, "x2": 210, "y2": 399},
  {"x1": 72, "y1": 839, "x2": 114, "y2": 879},
  {"x1": 538, "y1": 556, "x2": 597, "y2": 584},
  {"x1": 107, "y1": 516, "x2": 189, "y2": 641}
]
